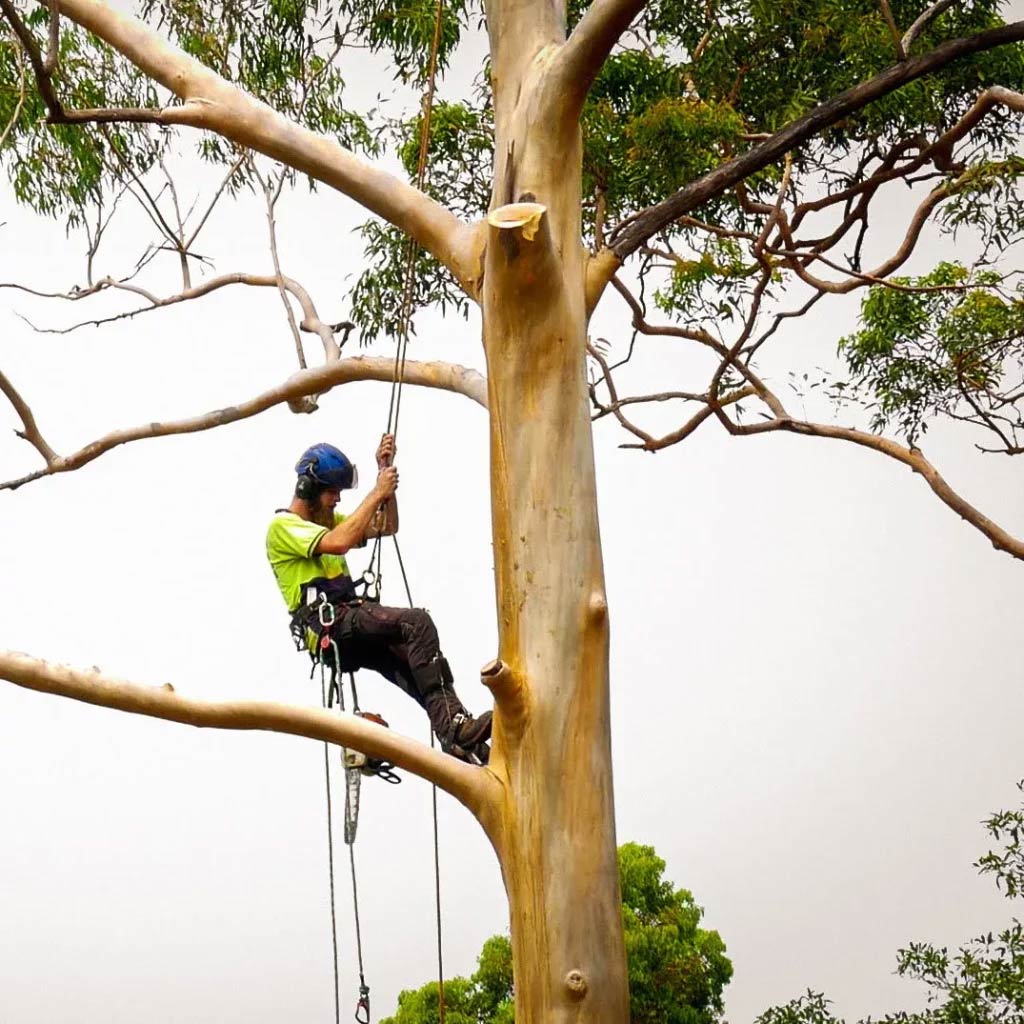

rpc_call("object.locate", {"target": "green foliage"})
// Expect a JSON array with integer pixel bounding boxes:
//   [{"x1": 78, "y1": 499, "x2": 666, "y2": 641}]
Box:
[
  {"x1": 0, "y1": 6, "x2": 163, "y2": 219},
  {"x1": 379, "y1": 935, "x2": 514, "y2": 1024},
  {"x1": 380, "y1": 842, "x2": 732, "y2": 1024},
  {"x1": 347, "y1": 219, "x2": 470, "y2": 341},
  {"x1": 837, "y1": 262, "x2": 1024, "y2": 445},
  {"x1": 619, "y1": 842, "x2": 734, "y2": 1024},
  {"x1": 397, "y1": 99, "x2": 493, "y2": 216},
  {"x1": 756, "y1": 781, "x2": 1024, "y2": 1024},
  {"x1": 582, "y1": 51, "x2": 745, "y2": 221}
]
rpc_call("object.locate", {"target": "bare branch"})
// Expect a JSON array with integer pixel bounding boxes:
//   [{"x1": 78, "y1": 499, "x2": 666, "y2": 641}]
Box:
[
  {"x1": 0, "y1": 367, "x2": 57, "y2": 463},
  {"x1": 262, "y1": 171, "x2": 308, "y2": 370},
  {"x1": 1, "y1": 356, "x2": 487, "y2": 490},
  {"x1": 617, "y1": 388, "x2": 753, "y2": 451},
  {"x1": 587, "y1": 341, "x2": 657, "y2": 446},
  {"x1": 0, "y1": 650, "x2": 497, "y2": 817},
  {"x1": 609, "y1": 275, "x2": 788, "y2": 419},
  {"x1": 902, "y1": 0, "x2": 959, "y2": 53},
  {"x1": 772, "y1": 179, "x2": 955, "y2": 294},
  {"x1": 52, "y1": 0, "x2": 481, "y2": 296},
  {"x1": 183, "y1": 152, "x2": 248, "y2": 252},
  {"x1": 4, "y1": 273, "x2": 336, "y2": 349},
  {"x1": 717, "y1": 414, "x2": 1024, "y2": 561},
  {"x1": 608, "y1": 20, "x2": 1024, "y2": 259},
  {"x1": 550, "y1": 0, "x2": 648, "y2": 112}
]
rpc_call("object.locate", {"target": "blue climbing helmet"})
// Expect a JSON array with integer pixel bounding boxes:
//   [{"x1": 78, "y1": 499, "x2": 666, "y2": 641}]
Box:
[{"x1": 294, "y1": 442, "x2": 358, "y2": 491}]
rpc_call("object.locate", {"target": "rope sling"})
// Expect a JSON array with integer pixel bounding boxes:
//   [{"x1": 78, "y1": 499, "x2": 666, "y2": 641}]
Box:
[{"x1": 318, "y1": 1, "x2": 450, "y2": 1019}]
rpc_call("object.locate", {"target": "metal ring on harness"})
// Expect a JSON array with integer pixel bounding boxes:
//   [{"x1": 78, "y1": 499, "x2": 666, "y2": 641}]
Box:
[{"x1": 355, "y1": 569, "x2": 379, "y2": 601}]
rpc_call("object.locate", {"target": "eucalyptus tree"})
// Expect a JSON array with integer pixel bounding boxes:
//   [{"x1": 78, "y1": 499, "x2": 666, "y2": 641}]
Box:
[{"x1": 1, "y1": 1, "x2": 1023, "y2": 1021}]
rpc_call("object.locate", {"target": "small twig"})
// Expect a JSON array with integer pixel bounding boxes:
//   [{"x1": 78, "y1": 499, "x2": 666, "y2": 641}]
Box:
[
  {"x1": 586, "y1": 341, "x2": 657, "y2": 446},
  {"x1": 752, "y1": 151, "x2": 793, "y2": 260},
  {"x1": 159, "y1": 159, "x2": 191, "y2": 287},
  {"x1": 3, "y1": 272, "x2": 322, "y2": 337},
  {"x1": 618, "y1": 388, "x2": 754, "y2": 451},
  {"x1": 608, "y1": 275, "x2": 786, "y2": 423},
  {"x1": 184, "y1": 153, "x2": 248, "y2": 251}
]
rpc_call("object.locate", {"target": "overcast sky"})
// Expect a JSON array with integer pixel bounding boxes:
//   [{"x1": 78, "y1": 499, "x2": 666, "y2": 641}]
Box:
[{"x1": 1, "y1": 7, "x2": 1023, "y2": 1023}]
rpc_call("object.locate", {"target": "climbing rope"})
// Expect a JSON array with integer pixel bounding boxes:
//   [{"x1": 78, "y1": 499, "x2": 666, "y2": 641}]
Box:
[
  {"x1": 320, "y1": 673, "x2": 342, "y2": 1024},
  {"x1": 318, "y1": 602, "x2": 375, "y2": 1023},
  {"x1": 321, "y1": 0, "x2": 451, "y2": 1019},
  {"x1": 366, "y1": 1, "x2": 451, "y2": 1014}
]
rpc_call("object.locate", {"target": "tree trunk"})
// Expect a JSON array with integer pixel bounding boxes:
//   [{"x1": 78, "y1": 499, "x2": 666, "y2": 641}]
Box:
[{"x1": 478, "y1": 52, "x2": 629, "y2": 1018}]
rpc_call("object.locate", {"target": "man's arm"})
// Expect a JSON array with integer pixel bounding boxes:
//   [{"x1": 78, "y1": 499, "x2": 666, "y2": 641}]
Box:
[
  {"x1": 366, "y1": 433, "x2": 399, "y2": 539},
  {"x1": 316, "y1": 466, "x2": 398, "y2": 555}
]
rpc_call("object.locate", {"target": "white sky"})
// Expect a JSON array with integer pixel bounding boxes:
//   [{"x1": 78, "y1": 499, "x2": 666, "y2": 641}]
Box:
[{"x1": 1, "y1": 7, "x2": 1023, "y2": 1023}]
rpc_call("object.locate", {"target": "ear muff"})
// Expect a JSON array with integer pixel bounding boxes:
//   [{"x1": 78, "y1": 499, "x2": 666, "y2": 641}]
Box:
[{"x1": 295, "y1": 474, "x2": 318, "y2": 500}]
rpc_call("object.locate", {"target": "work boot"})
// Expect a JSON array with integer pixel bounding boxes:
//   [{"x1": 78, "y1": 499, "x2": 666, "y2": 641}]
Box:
[
  {"x1": 424, "y1": 691, "x2": 493, "y2": 755},
  {"x1": 441, "y1": 714, "x2": 492, "y2": 766}
]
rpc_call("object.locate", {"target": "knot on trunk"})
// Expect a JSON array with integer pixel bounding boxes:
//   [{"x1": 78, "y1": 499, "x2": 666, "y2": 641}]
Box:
[{"x1": 565, "y1": 969, "x2": 588, "y2": 999}]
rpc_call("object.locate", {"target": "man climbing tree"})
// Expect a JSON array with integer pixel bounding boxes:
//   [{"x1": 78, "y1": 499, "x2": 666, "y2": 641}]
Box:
[
  {"x1": 0, "y1": 0, "x2": 1022, "y2": 1021},
  {"x1": 267, "y1": 435, "x2": 493, "y2": 763}
]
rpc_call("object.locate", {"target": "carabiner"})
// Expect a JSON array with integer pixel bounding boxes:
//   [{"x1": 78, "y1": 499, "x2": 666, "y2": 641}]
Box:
[
  {"x1": 354, "y1": 985, "x2": 371, "y2": 1024},
  {"x1": 317, "y1": 593, "x2": 335, "y2": 629}
]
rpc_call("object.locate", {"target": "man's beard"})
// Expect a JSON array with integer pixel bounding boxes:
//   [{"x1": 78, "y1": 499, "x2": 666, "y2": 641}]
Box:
[{"x1": 310, "y1": 500, "x2": 334, "y2": 529}]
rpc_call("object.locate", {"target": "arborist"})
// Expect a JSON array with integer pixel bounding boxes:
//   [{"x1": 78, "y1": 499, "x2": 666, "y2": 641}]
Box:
[{"x1": 266, "y1": 435, "x2": 492, "y2": 764}]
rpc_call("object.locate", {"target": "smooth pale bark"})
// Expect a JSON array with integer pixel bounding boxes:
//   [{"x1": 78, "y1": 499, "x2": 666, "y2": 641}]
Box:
[
  {"x1": 0, "y1": 650, "x2": 495, "y2": 812},
  {"x1": 478, "y1": 34, "x2": 629, "y2": 1019}
]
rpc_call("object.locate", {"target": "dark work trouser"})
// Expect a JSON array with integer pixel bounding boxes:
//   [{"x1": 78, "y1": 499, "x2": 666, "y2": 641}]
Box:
[{"x1": 332, "y1": 602, "x2": 453, "y2": 712}]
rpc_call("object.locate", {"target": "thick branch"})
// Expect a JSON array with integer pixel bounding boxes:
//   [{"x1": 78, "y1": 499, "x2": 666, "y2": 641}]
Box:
[
  {"x1": 0, "y1": 650, "x2": 496, "y2": 815},
  {"x1": 550, "y1": 0, "x2": 648, "y2": 112},
  {"x1": 609, "y1": 20, "x2": 1024, "y2": 259},
  {"x1": 1, "y1": 356, "x2": 487, "y2": 490},
  {"x1": 47, "y1": 0, "x2": 480, "y2": 295}
]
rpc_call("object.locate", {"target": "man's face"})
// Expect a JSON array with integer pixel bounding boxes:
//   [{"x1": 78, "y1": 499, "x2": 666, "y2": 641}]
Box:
[{"x1": 312, "y1": 487, "x2": 342, "y2": 526}]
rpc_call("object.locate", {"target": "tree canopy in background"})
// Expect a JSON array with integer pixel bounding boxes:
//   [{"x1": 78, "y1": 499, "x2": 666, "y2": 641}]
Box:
[
  {"x1": 757, "y1": 782, "x2": 1024, "y2": 1024},
  {"x1": 379, "y1": 842, "x2": 733, "y2": 1024}
]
